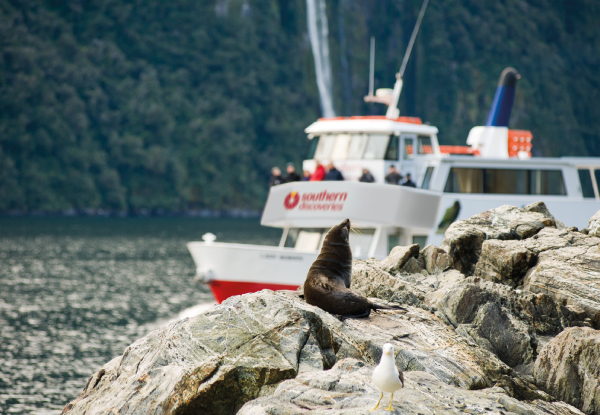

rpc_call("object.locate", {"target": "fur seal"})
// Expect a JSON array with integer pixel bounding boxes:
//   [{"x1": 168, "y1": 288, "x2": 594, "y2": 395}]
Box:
[{"x1": 303, "y1": 219, "x2": 405, "y2": 318}]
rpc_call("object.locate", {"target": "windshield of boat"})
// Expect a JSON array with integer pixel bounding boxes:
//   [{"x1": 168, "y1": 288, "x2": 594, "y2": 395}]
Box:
[
  {"x1": 311, "y1": 134, "x2": 405, "y2": 161},
  {"x1": 444, "y1": 167, "x2": 567, "y2": 195},
  {"x1": 285, "y1": 227, "x2": 375, "y2": 256}
]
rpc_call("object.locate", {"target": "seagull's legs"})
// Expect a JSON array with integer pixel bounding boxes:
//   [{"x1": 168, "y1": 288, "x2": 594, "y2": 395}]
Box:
[
  {"x1": 369, "y1": 392, "x2": 383, "y2": 411},
  {"x1": 384, "y1": 392, "x2": 394, "y2": 411}
]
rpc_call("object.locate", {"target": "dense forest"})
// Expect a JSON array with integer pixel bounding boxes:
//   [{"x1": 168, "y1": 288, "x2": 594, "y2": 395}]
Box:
[{"x1": 1, "y1": 0, "x2": 598, "y2": 213}]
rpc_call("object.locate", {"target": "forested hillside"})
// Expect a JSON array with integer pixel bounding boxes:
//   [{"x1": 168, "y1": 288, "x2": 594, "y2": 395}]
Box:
[{"x1": 1, "y1": 0, "x2": 598, "y2": 213}]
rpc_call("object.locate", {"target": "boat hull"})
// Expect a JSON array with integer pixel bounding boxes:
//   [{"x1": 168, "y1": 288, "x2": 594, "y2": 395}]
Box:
[
  {"x1": 208, "y1": 280, "x2": 301, "y2": 303},
  {"x1": 187, "y1": 241, "x2": 317, "y2": 303}
]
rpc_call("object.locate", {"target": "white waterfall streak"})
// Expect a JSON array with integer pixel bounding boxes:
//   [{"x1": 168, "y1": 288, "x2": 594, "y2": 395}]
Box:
[{"x1": 307, "y1": 0, "x2": 335, "y2": 118}]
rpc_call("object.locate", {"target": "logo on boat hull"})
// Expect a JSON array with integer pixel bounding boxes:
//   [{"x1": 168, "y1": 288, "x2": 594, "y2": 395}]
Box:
[
  {"x1": 284, "y1": 190, "x2": 347, "y2": 211},
  {"x1": 284, "y1": 191, "x2": 300, "y2": 210}
]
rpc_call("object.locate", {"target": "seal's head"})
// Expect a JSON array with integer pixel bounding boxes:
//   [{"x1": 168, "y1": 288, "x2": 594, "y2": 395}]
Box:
[{"x1": 325, "y1": 218, "x2": 351, "y2": 245}]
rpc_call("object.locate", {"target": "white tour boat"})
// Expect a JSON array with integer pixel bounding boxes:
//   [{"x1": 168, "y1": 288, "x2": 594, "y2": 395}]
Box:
[{"x1": 188, "y1": 65, "x2": 600, "y2": 303}]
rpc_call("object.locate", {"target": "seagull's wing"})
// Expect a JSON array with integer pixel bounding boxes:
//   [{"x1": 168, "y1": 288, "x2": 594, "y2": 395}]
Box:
[{"x1": 398, "y1": 368, "x2": 404, "y2": 387}]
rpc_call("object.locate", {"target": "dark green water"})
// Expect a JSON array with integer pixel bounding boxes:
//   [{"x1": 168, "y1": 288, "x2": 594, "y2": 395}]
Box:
[{"x1": 0, "y1": 218, "x2": 281, "y2": 414}]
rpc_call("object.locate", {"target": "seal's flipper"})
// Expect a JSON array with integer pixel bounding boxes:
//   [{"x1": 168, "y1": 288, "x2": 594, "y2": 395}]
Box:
[
  {"x1": 371, "y1": 303, "x2": 407, "y2": 312},
  {"x1": 340, "y1": 309, "x2": 371, "y2": 319}
]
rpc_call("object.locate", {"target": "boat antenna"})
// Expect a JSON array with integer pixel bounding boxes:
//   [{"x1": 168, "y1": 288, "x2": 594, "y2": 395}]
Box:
[
  {"x1": 368, "y1": 36, "x2": 375, "y2": 97},
  {"x1": 385, "y1": 0, "x2": 429, "y2": 119}
]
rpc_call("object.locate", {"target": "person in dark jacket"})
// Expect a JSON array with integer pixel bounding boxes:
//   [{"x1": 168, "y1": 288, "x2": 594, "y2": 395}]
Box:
[
  {"x1": 269, "y1": 167, "x2": 284, "y2": 187},
  {"x1": 324, "y1": 162, "x2": 344, "y2": 181},
  {"x1": 284, "y1": 163, "x2": 301, "y2": 182},
  {"x1": 359, "y1": 168, "x2": 375, "y2": 183},
  {"x1": 302, "y1": 170, "x2": 311, "y2": 181},
  {"x1": 385, "y1": 165, "x2": 403, "y2": 184},
  {"x1": 402, "y1": 173, "x2": 416, "y2": 187}
]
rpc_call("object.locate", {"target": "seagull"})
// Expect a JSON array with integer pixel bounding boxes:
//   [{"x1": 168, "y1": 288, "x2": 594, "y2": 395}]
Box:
[{"x1": 370, "y1": 343, "x2": 404, "y2": 412}]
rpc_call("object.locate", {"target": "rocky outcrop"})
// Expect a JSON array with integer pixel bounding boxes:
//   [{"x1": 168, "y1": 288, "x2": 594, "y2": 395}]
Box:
[
  {"x1": 442, "y1": 203, "x2": 600, "y2": 330},
  {"x1": 521, "y1": 228, "x2": 600, "y2": 329},
  {"x1": 62, "y1": 204, "x2": 600, "y2": 415},
  {"x1": 474, "y1": 239, "x2": 538, "y2": 287},
  {"x1": 534, "y1": 327, "x2": 600, "y2": 415},
  {"x1": 239, "y1": 358, "x2": 582, "y2": 415},
  {"x1": 62, "y1": 289, "x2": 515, "y2": 415},
  {"x1": 441, "y1": 202, "x2": 559, "y2": 275}
]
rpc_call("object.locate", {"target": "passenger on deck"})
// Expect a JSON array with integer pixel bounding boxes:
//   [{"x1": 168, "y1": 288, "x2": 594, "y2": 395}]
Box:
[
  {"x1": 359, "y1": 168, "x2": 375, "y2": 183},
  {"x1": 302, "y1": 170, "x2": 311, "y2": 181},
  {"x1": 385, "y1": 165, "x2": 403, "y2": 185},
  {"x1": 324, "y1": 162, "x2": 344, "y2": 181},
  {"x1": 310, "y1": 161, "x2": 325, "y2": 181},
  {"x1": 284, "y1": 163, "x2": 301, "y2": 183},
  {"x1": 269, "y1": 167, "x2": 284, "y2": 187},
  {"x1": 402, "y1": 173, "x2": 416, "y2": 187}
]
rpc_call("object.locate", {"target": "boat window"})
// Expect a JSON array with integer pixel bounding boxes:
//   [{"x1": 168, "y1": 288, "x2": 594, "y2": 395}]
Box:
[
  {"x1": 384, "y1": 135, "x2": 400, "y2": 160},
  {"x1": 349, "y1": 228, "x2": 375, "y2": 257},
  {"x1": 403, "y1": 138, "x2": 414, "y2": 160},
  {"x1": 330, "y1": 134, "x2": 352, "y2": 160},
  {"x1": 421, "y1": 166, "x2": 434, "y2": 189},
  {"x1": 418, "y1": 136, "x2": 433, "y2": 154},
  {"x1": 347, "y1": 134, "x2": 368, "y2": 159},
  {"x1": 284, "y1": 228, "x2": 324, "y2": 251},
  {"x1": 578, "y1": 169, "x2": 595, "y2": 198},
  {"x1": 412, "y1": 235, "x2": 428, "y2": 248},
  {"x1": 444, "y1": 168, "x2": 567, "y2": 195},
  {"x1": 595, "y1": 169, "x2": 600, "y2": 194},
  {"x1": 306, "y1": 136, "x2": 319, "y2": 159},
  {"x1": 363, "y1": 134, "x2": 390, "y2": 159},
  {"x1": 314, "y1": 135, "x2": 335, "y2": 160},
  {"x1": 388, "y1": 233, "x2": 400, "y2": 254}
]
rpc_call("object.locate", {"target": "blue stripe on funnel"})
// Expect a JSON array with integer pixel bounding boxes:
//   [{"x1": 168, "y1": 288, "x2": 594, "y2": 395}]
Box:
[{"x1": 485, "y1": 85, "x2": 516, "y2": 127}]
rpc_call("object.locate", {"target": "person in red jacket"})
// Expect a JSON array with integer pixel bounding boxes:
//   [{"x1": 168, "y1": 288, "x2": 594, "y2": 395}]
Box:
[{"x1": 310, "y1": 161, "x2": 325, "y2": 181}]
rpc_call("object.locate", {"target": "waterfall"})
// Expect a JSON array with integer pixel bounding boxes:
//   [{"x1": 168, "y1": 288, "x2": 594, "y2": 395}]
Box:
[{"x1": 306, "y1": 0, "x2": 335, "y2": 118}]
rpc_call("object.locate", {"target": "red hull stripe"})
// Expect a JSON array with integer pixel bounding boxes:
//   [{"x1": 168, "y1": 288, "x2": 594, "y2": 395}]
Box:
[{"x1": 209, "y1": 280, "x2": 300, "y2": 304}]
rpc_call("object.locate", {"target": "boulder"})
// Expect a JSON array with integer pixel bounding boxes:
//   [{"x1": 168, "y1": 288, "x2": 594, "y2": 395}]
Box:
[
  {"x1": 521, "y1": 228, "x2": 600, "y2": 329},
  {"x1": 380, "y1": 244, "x2": 419, "y2": 274},
  {"x1": 534, "y1": 327, "x2": 600, "y2": 415},
  {"x1": 239, "y1": 358, "x2": 583, "y2": 415},
  {"x1": 436, "y1": 280, "x2": 537, "y2": 368},
  {"x1": 474, "y1": 239, "x2": 537, "y2": 287},
  {"x1": 399, "y1": 256, "x2": 426, "y2": 275},
  {"x1": 441, "y1": 202, "x2": 558, "y2": 275},
  {"x1": 587, "y1": 210, "x2": 600, "y2": 237},
  {"x1": 419, "y1": 244, "x2": 453, "y2": 274}
]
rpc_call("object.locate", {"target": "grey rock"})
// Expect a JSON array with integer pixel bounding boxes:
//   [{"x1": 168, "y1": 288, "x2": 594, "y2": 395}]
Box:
[
  {"x1": 521, "y1": 228, "x2": 600, "y2": 329},
  {"x1": 474, "y1": 239, "x2": 538, "y2": 287},
  {"x1": 399, "y1": 256, "x2": 426, "y2": 275},
  {"x1": 239, "y1": 358, "x2": 583, "y2": 415},
  {"x1": 380, "y1": 244, "x2": 419, "y2": 274},
  {"x1": 419, "y1": 244, "x2": 453, "y2": 274},
  {"x1": 436, "y1": 280, "x2": 536, "y2": 367},
  {"x1": 441, "y1": 202, "x2": 557, "y2": 275},
  {"x1": 534, "y1": 327, "x2": 600, "y2": 415},
  {"x1": 587, "y1": 210, "x2": 600, "y2": 237}
]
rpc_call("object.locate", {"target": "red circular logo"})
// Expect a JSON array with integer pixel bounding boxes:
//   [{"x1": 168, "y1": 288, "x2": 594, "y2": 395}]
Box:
[{"x1": 284, "y1": 191, "x2": 300, "y2": 210}]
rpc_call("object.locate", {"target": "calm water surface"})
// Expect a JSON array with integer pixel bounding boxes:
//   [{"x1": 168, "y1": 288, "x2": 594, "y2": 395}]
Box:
[{"x1": 0, "y1": 217, "x2": 280, "y2": 414}]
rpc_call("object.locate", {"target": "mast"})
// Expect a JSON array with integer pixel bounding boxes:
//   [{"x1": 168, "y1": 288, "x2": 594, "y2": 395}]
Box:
[{"x1": 386, "y1": 0, "x2": 429, "y2": 119}]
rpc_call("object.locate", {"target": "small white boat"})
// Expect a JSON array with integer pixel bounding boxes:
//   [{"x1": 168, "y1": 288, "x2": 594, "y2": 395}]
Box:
[{"x1": 188, "y1": 60, "x2": 600, "y2": 303}]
